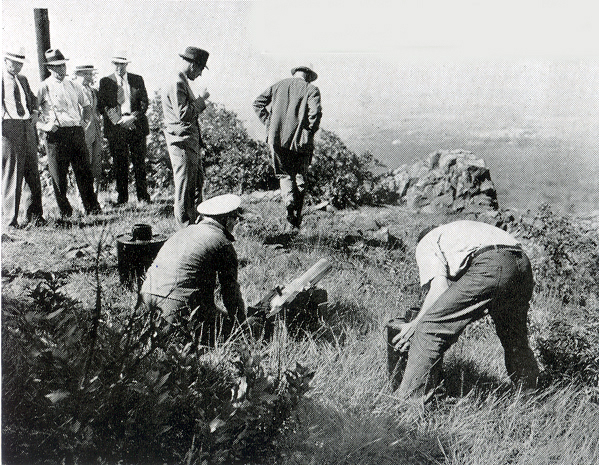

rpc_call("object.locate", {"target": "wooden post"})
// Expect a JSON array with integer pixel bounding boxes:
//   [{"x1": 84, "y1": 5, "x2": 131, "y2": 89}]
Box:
[{"x1": 33, "y1": 8, "x2": 51, "y2": 81}]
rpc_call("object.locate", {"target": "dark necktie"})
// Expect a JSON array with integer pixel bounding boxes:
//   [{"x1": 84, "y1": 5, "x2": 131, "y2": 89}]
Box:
[
  {"x1": 13, "y1": 76, "x2": 25, "y2": 117},
  {"x1": 117, "y1": 78, "x2": 125, "y2": 105}
]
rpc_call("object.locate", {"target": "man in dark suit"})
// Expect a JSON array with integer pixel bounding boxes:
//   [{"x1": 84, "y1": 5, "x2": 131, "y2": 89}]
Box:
[
  {"x1": 2, "y1": 47, "x2": 45, "y2": 228},
  {"x1": 253, "y1": 65, "x2": 322, "y2": 230},
  {"x1": 98, "y1": 51, "x2": 150, "y2": 205}
]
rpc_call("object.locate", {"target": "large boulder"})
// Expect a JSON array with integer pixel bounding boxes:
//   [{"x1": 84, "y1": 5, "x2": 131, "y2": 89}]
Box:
[{"x1": 381, "y1": 149, "x2": 498, "y2": 213}]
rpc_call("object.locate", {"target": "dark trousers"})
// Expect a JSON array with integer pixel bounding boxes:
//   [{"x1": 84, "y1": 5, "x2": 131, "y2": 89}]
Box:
[
  {"x1": 2, "y1": 119, "x2": 43, "y2": 227},
  {"x1": 141, "y1": 292, "x2": 226, "y2": 347},
  {"x1": 108, "y1": 127, "x2": 149, "y2": 203},
  {"x1": 398, "y1": 249, "x2": 540, "y2": 400},
  {"x1": 270, "y1": 145, "x2": 310, "y2": 227},
  {"x1": 45, "y1": 127, "x2": 100, "y2": 216}
]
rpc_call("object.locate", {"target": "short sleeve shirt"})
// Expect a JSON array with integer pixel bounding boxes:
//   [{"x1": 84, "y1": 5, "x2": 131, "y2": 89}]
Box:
[
  {"x1": 415, "y1": 220, "x2": 521, "y2": 286},
  {"x1": 38, "y1": 77, "x2": 90, "y2": 127}
]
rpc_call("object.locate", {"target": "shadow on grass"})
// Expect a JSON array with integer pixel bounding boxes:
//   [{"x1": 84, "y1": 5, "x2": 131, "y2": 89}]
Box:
[
  {"x1": 282, "y1": 298, "x2": 376, "y2": 347},
  {"x1": 261, "y1": 230, "x2": 406, "y2": 256},
  {"x1": 250, "y1": 294, "x2": 375, "y2": 348},
  {"x1": 282, "y1": 398, "x2": 448, "y2": 465},
  {"x1": 49, "y1": 215, "x2": 120, "y2": 229},
  {"x1": 441, "y1": 358, "x2": 506, "y2": 398}
]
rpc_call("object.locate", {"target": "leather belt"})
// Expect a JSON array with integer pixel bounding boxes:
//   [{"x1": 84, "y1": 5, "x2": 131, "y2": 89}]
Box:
[{"x1": 471, "y1": 244, "x2": 522, "y2": 260}]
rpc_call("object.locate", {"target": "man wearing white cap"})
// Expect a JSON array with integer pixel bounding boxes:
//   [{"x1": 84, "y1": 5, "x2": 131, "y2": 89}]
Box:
[
  {"x1": 253, "y1": 65, "x2": 322, "y2": 230},
  {"x1": 141, "y1": 193, "x2": 245, "y2": 344},
  {"x1": 73, "y1": 64, "x2": 102, "y2": 194},
  {"x1": 2, "y1": 47, "x2": 45, "y2": 228},
  {"x1": 98, "y1": 51, "x2": 150, "y2": 205}
]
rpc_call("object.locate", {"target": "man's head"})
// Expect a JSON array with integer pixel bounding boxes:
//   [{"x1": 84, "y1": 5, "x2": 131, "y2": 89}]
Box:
[
  {"x1": 291, "y1": 65, "x2": 318, "y2": 83},
  {"x1": 74, "y1": 64, "x2": 97, "y2": 86},
  {"x1": 4, "y1": 58, "x2": 23, "y2": 76},
  {"x1": 4, "y1": 47, "x2": 26, "y2": 75},
  {"x1": 111, "y1": 51, "x2": 130, "y2": 77},
  {"x1": 179, "y1": 46, "x2": 209, "y2": 81},
  {"x1": 45, "y1": 49, "x2": 69, "y2": 81},
  {"x1": 196, "y1": 194, "x2": 242, "y2": 232}
]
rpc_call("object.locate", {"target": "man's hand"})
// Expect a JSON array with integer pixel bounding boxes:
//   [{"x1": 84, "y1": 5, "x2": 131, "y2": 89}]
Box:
[
  {"x1": 119, "y1": 114, "x2": 136, "y2": 130},
  {"x1": 201, "y1": 88, "x2": 210, "y2": 100},
  {"x1": 392, "y1": 320, "x2": 417, "y2": 352}
]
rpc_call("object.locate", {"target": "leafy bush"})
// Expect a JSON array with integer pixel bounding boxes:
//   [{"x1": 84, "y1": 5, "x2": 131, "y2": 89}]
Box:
[
  {"x1": 2, "y1": 272, "x2": 314, "y2": 464},
  {"x1": 517, "y1": 205, "x2": 599, "y2": 396},
  {"x1": 521, "y1": 204, "x2": 599, "y2": 306},
  {"x1": 536, "y1": 312, "x2": 599, "y2": 395},
  {"x1": 146, "y1": 93, "x2": 277, "y2": 195},
  {"x1": 307, "y1": 130, "x2": 388, "y2": 209}
]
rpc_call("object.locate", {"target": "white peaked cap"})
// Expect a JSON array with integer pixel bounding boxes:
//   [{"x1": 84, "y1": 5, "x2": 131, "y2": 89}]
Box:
[{"x1": 197, "y1": 194, "x2": 241, "y2": 216}]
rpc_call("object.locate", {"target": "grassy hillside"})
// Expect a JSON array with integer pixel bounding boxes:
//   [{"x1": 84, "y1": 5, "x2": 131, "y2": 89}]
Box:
[{"x1": 2, "y1": 196, "x2": 598, "y2": 464}]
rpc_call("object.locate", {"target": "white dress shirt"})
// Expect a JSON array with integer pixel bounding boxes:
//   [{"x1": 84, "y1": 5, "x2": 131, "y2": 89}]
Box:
[{"x1": 2, "y1": 70, "x2": 30, "y2": 120}]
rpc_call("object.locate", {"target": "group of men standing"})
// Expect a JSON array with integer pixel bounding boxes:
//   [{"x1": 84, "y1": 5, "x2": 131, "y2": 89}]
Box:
[
  {"x1": 3, "y1": 43, "x2": 323, "y2": 232},
  {"x1": 2, "y1": 46, "x2": 151, "y2": 228}
]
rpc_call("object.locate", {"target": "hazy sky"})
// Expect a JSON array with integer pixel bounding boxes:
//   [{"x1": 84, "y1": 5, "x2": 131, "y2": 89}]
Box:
[{"x1": 3, "y1": 0, "x2": 599, "y2": 147}]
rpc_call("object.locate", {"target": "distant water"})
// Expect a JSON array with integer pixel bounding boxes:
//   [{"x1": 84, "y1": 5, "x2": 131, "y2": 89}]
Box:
[{"x1": 346, "y1": 130, "x2": 599, "y2": 214}]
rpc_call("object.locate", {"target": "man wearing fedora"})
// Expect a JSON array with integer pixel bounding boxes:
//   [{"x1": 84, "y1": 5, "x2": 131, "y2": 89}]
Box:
[
  {"x1": 2, "y1": 47, "x2": 45, "y2": 228},
  {"x1": 73, "y1": 64, "x2": 102, "y2": 195},
  {"x1": 253, "y1": 65, "x2": 322, "y2": 230},
  {"x1": 37, "y1": 48, "x2": 101, "y2": 217},
  {"x1": 141, "y1": 193, "x2": 245, "y2": 345},
  {"x1": 98, "y1": 51, "x2": 150, "y2": 205},
  {"x1": 161, "y1": 46, "x2": 211, "y2": 228}
]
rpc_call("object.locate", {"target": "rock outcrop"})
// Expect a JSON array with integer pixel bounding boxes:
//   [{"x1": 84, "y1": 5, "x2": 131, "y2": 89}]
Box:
[{"x1": 381, "y1": 149, "x2": 499, "y2": 213}]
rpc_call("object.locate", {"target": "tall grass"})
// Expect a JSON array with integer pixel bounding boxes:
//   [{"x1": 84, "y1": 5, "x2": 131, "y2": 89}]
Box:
[{"x1": 2, "y1": 199, "x2": 598, "y2": 464}]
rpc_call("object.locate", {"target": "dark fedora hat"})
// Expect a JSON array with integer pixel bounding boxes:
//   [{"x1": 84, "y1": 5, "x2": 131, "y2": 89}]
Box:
[
  {"x1": 45, "y1": 48, "x2": 69, "y2": 65},
  {"x1": 291, "y1": 65, "x2": 317, "y2": 82},
  {"x1": 179, "y1": 47, "x2": 209, "y2": 69}
]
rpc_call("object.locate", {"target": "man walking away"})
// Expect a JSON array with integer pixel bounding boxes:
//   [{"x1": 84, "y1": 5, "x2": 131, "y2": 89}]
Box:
[
  {"x1": 253, "y1": 65, "x2": 322, "y2": 230},
  {"x1": 2, "y1": 46, "x2": 45, "y2": 228},
  {"x1": 161, "y1": 46, "x2": 210, "y2": 228}
]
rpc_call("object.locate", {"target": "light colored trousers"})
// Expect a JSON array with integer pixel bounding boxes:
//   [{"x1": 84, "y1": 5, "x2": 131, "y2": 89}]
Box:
[
  {"x1": 165, "y1": 134, "x2": 203, "y2": 228},
  {"x1": 2, "y1": 118, "x2": 43, "y2": 227},
  {"x1": 278, "y1": 173, "x2": 305, "y2": 209}
]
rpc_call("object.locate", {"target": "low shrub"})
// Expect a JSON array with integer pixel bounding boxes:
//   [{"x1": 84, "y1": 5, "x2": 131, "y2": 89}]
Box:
[
  {"x1": 536, "y1": 311, "x2": 599, "y2": 395},
  {"x1": 307, "y1": 130, "x2": 388, "y2": 209},
  {"x1": 1, "y1": 271, "x2": 314, "y2": 464},
  {"x1": 521, "y1": 204, "x2": 599, "y2": 306},
  {"x1": 519, "y1": 205, "x2": 599, "y2": 397}
]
